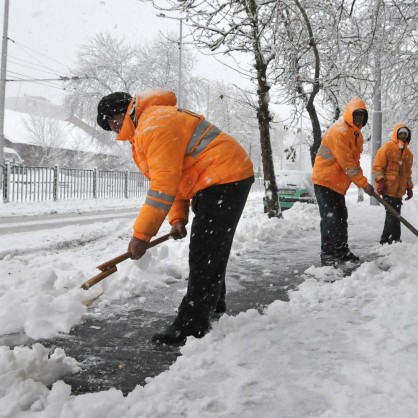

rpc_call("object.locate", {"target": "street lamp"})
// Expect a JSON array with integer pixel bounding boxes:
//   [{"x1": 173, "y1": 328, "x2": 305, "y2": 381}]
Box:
[{"x1": 156, "y1": 13, "x2": 184, "y2": 108}]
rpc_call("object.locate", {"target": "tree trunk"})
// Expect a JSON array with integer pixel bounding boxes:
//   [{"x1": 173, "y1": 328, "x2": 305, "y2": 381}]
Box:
[
  {"x1": 292, "y1": 0, "x2": 322, "y2": 168},
  {"x1": 256, "y1": 66, "x2": 282, "y2": 218},
  {"x1": 306, "y1": 99, "x2": 322, "y2": 166}
]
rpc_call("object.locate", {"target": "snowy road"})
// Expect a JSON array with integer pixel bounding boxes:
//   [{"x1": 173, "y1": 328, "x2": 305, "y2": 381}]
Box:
[{"x1": 0, "y1": 208, "x2": 138, "y2": 234}]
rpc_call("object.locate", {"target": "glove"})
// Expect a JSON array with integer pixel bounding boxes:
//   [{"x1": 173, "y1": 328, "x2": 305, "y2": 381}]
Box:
[
  {"x1": 376, "y1": 180, "x2": 387, "y2": 195},
  {"x1": 128, "y1": 236, "x2": 149, "y2": 260},
  {"x1": 170, "y1": 221, "x2": 187, "y2": 240},
  {"x1": 363, "y1": 184, "x2": 374, "y2": 196},
  {"x1": 406, "y1": 189, "x2": 413, "y2": 200}
]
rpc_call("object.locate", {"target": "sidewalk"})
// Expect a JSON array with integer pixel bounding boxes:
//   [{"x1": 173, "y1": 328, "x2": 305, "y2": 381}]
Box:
[{"x1": 43, "y1": 237, "x2": 312, "y2": 395}]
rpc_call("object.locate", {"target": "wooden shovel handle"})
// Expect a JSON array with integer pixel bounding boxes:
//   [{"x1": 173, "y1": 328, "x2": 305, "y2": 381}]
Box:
[
  {"x1": 147, "y1": 232, "x2": 173, "y2": 248},
  {"x1": 96, "y1": 233, "x2": 173, "y2": 271},
  {"x1": 81, "y1": 266, "x2": 117, "y2": 290},
  {"x1": 96, "y1": 252, "x2": 131, "y2": 272},
  {"x1": 81, "y1": 233, "x2": 173, "y2": 291}
]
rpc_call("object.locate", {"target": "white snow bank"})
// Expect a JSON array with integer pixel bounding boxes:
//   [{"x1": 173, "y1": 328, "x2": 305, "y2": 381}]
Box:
[{"x1": 0, "y1": 344, "x2": 79, "y2": 417}]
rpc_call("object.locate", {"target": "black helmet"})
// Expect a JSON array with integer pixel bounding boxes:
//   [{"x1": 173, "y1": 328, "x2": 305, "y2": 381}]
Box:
[{"x1": 97, "y1": 92, "x2": 132, "y2": 131}]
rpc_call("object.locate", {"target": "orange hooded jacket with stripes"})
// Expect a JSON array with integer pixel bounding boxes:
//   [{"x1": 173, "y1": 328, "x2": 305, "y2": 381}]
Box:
[
  {"x1": 312, "y1": 96, "x2": 369, "y2": 195},
  {"x1": 372, "y1": 123, "x2": 414, "y2": 198},
  {"x1": 117, "y1": 90, "x2": 254, "y2": 241}
]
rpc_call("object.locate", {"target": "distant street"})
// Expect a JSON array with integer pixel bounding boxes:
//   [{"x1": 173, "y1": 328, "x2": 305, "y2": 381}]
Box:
[{"x1": 0, "y1": 208, "x2": 139, "y2": 234}]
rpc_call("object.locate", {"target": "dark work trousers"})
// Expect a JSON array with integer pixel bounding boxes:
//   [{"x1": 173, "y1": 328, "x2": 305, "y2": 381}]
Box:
[
  {"x1": 176, "y1": 176, "x2": 254, "y2": 329},
  {"x1": 380, "y1": 195, "x2": 402, "y2": 244},
  {"x1": 314, "y1": 184, "x2": 349, "y2": 256}
]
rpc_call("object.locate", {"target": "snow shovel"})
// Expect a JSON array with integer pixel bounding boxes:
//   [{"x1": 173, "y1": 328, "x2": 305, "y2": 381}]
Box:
[
  {"x1": 372, "y1": 191, "x2": 418, "y2": 238},
  {"x1": 80, "y1": 233, "x2": 172, "y2": 290}
]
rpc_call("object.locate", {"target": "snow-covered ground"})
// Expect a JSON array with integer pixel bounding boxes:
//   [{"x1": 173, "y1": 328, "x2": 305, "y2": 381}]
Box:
[{"x1": 1, "y1": 187, "x2": 418, "y2": 418}]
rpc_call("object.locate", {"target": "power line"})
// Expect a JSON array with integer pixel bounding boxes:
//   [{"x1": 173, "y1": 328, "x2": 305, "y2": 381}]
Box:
[
  {"x1": 8, "y1": 55, "x2": 68, "y2": 77},
  {"x1": 19, "y1": 80, "x2": 67, "y2": 91},
  {"x1": 3, "y1": 73, "x2": 72, "y2": 91},
  {"x1": 10, "y1": 39, "x2": 72, "y2": 73},
  {"x1": 4, "y1": 75, "x2": 89, "y2": 83}
]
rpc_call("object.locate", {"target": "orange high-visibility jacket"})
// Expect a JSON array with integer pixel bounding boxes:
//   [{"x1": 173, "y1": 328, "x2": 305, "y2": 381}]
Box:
[
  {"x1": 373, "y1": 123, "x2": 414, "y2": 198},
  {"x1": 312, "y1": 96, "x2": 369, "y2": 195},
  {"x1": 117, "y1": 90, "x2": 254, "y2": 241}
]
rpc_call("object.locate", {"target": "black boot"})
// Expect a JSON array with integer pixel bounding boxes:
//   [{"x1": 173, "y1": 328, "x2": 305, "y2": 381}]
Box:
[
  {"x1": 151, "y1": 322, "x2": 206, "y2": 345},
  {"x1": 152, "y1": 304, "x2": 210, "y2": 345},
  {"x1": 339, "y1": 251, "x2": 360, "y2": 262},
  {"x1": 321, "y1": 253, "x2": 339, "y2": 266},
  {"x1": 214, "y1": 299, "x2": 226, "y2": 314}
]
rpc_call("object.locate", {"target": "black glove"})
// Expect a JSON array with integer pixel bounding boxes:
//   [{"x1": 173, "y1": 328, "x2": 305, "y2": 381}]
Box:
[
  {"x1": 406, "y1": 189, "x2": 413, "y2": 200},
  {"x1": 363, "y1": 184, "x2": 374, "y2": 196}
]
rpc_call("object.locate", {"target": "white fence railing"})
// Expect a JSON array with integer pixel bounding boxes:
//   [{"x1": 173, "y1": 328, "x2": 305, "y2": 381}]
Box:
[
  {"x1": 1, "y1": 164, "x2": 150, "y2": 203},
  {"x1": 1, "y1": 164, "x2": 264, "y2": 203}
]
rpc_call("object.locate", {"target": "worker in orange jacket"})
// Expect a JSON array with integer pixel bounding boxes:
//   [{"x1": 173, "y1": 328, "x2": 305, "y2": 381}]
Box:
[
  {"x1": 97, "y1": 90, "x2": 254, "y2": 344},
  {"x1": 373, "y1": 123, "x2": 414, "y2": 244},
  {"x1": 312, "y1": 96, "x2": 374, "y2": 266}
]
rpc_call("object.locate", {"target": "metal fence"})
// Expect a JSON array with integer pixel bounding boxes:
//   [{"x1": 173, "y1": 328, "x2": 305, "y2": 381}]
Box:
[
  {"x1": 1, "y1": 164, "x2": 264, "y2": 203},
  {"x1": 0, "y1": 164, "x2": 150, "y2": 203}
]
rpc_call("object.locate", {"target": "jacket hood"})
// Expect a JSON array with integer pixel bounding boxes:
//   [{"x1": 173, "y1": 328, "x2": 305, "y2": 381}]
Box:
[
  {"x1": 135, "y1": 89, "x2": 177, "y2": 117},
  {"x1": 391, "y1": 122, "x2": 411, "y2": 144},
  {"x1": 117, "y1": 90, "x2": 177, "y2": 141},
  {"x1": 343, "y1": 96, "x2": 367, "y2": 127}
]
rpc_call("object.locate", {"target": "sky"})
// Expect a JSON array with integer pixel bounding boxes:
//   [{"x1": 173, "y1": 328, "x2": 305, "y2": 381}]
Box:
[
  {"x1": 1, "y1": 184, "x2": 418, "y2": 417},
  {"x1": 0, "y1": 0, "x2": 240, "y2": 104}
]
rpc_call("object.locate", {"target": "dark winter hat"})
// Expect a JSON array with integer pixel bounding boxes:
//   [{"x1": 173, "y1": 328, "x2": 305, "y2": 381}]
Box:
[{"x1": 97, "y1": 92, "x2": 132, "y2": 131}]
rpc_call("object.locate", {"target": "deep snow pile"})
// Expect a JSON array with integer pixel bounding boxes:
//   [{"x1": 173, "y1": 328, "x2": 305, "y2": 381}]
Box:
[{"x1": 1, "y1": 190, "x2": 418, "y2": 417}]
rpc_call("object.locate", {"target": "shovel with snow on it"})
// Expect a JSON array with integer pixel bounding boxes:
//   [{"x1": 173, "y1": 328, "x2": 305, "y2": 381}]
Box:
[{"x1": 80, "y1": 233, "x2": 173, "y2": 291}]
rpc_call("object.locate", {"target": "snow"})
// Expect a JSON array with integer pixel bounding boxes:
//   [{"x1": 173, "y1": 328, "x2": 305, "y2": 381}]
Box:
[
  {"x1": 1, "y1": 187, "x2": 418, "y2": 417},
  {"x1": 275, "y1": 169, "x2": 314, "y2": 191}
]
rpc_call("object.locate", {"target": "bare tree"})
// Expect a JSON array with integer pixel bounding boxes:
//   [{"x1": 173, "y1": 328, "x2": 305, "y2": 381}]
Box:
[
  {"x1": 64, "y1": 32, "x2": 202, "y2": 149},
  {"x1": 148, "y1": 0, "x2": 283, "y2": 218},
  {"x1": 23, "y1": 115, "x2": 67, "y2": 165},
  {"x1": 198, "y1": 81, "x2": 261, "y2": 166},
  {"x1": 268, "y1": 1, "x2": 378, "y2": 164}
]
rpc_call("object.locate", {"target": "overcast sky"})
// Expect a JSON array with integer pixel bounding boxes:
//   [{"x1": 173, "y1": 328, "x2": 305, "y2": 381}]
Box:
[{"x1": 0, "y1": 0, "x2": 240, "y2": 104}]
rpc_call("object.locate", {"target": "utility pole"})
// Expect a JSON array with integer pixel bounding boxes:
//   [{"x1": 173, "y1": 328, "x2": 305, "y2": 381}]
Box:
[
  {"x1": 0, "y1": 0, "x2": 10, "y2": 165},
  {"x1": 178, "y1": 17, "x2": 183, "y2": 108},
  {"x1": 370, "y1": 0, "x2": 383, "y2": 206}
]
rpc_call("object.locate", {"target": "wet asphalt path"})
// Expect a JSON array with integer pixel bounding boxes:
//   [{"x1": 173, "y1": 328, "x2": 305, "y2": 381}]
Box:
[
  {"x1": 1, "y1": 207, "x2": 319, "y2": 395},
  {"x1": 40, "y1": 243, "x2": 313, "y2": 395}
]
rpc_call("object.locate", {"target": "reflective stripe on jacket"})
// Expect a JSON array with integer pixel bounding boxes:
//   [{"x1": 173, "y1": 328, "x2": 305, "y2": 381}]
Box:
[
  {"x1": 312, "y1": 96, "x2": 369, "y2": 195},
  {"x1": 373, "y1": 122, "x2": 414, "y2": 198},
  {"x1": 117, "y1": 90, "x2": 254, "y2": 241}
]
